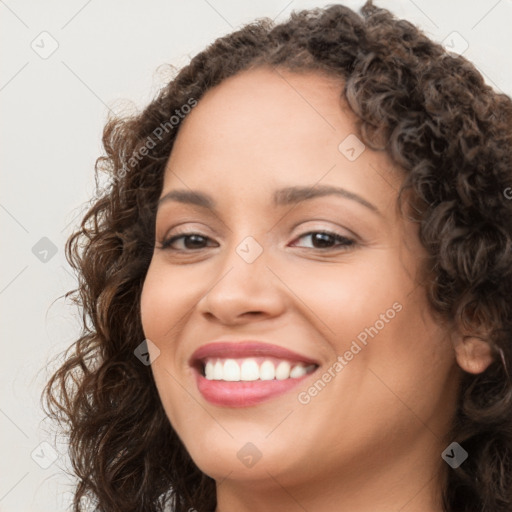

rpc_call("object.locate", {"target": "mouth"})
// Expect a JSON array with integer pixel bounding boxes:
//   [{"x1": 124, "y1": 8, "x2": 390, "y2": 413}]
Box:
[{"x1": 190, "y1": 341, "x2": 320, "y2": 407}]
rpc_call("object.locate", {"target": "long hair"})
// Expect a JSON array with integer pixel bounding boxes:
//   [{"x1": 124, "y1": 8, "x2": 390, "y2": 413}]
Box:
[{"x1": 43, "y1": 2, "x2": 512, "y2": 511}]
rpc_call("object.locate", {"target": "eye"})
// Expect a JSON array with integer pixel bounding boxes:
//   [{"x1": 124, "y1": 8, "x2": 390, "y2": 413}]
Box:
[
  {"x1": 159, "y1": 233, "x2": 217, "y2": 251},
  {"x1": 158, "y1": 230, "x2": 355, "y2": 252},
  {"x1": 290, "y1": 231, "x2": 355, "y2": 250}
]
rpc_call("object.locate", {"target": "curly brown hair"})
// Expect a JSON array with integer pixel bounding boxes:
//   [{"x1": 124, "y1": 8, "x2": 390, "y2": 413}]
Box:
[{"x1": 43, "y1": 2, "x2": 512, "y2": 511}]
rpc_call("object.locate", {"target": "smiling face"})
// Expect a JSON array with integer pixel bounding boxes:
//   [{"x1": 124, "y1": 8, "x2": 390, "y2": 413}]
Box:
[{"x1": 140, "y1": 67, "x2": 462, "y2": 508}]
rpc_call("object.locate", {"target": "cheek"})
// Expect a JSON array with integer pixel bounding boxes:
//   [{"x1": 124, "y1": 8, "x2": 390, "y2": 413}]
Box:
[
  {"x1": 283, "y1": 253, "x2": 403, "y2": 349},
  {"x1": 139, "y1": 262, "x2": 193, "y2": 429},
  {"x1": 140, "y1": 260, "x2": 201, "y2": 342},
  {"x1": 140, "y1": 261, "x2": 198, "y2": 407},
  {"x1": 293, "y1": 254, "x2": 454, "y2": 406},
  {"x1": 345, "y1": 284, "x2": 457, "y2": 427}
]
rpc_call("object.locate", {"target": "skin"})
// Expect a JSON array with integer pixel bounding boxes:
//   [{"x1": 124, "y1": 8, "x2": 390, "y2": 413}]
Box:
[{"x1": 140, "y1": 67, "x2": 493, "y2": 512}]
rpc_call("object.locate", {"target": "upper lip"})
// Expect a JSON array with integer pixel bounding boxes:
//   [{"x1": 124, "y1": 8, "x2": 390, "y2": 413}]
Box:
[{"x1": 189, "y1": 341, "x2": 320, "y2": 367}]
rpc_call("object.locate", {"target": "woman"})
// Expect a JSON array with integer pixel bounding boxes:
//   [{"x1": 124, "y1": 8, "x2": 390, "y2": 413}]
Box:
[{"x1": 44, "y1": 2, "x2": 512, "y2": 511}]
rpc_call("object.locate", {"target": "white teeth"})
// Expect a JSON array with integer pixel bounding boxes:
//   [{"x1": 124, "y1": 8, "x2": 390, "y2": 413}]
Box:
[
  {"x1": 275, "y1": 361, "x2": 291, "y2": 380},
  {"x1": 205, "y1": 360, "x2": 214, "y2": 380},
  {"x1": 223, "y1": 359, "x2": 240, "y2": 381},
  {"x1": 260, "y1": 360, "x2": 275, "y2": 380},
  {"x1": 203, "y1": 358, "x2": 314, "y2": 382},
  {"x1": 240, "y1": 359, "x2": 259, "y2": 381},
  {"x1": 290, "y1": 364, "x2": 307, "y2": 378},
  {"x1": 213, "y1": 360, "x2": 223, "y2": 380}
]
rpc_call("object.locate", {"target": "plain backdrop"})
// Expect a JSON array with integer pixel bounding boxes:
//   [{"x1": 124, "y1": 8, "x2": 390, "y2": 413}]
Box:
[{"x1": 1, "y1": 1, "x2": 511, "y2": 510}]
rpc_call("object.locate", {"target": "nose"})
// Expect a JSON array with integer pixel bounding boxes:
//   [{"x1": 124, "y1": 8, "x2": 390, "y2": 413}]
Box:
[{"x1": 196, "y1": 239, "x2": 287, "y2": 325}]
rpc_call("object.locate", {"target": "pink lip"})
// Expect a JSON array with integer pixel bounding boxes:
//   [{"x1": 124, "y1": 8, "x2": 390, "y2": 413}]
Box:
[{"x1": 190, "y1": 341, "x2": 319, "y2": 408}]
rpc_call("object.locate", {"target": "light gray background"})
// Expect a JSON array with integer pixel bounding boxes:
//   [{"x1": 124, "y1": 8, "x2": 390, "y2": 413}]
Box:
[{"x1": 1, "y1": 1, "x2": 511, "y2": 511}]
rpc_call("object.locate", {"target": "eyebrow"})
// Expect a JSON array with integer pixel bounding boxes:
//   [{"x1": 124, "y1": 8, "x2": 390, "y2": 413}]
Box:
[{"x1": 158, "y1": 185, "x2": 381, "y2": 215}]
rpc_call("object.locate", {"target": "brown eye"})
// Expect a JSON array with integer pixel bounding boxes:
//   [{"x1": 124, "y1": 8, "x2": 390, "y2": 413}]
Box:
[
  {"x1": 291, "y1": 231, "x2": 355, "y2": 250},
  {"x1": 160, "y1": 233, "x2": 216, "y2": 250}
]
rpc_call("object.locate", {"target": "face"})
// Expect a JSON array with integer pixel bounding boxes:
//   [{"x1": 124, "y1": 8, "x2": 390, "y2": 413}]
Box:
[{"x1": 140, "y1": 67, "x2": 461, "y2": 490}]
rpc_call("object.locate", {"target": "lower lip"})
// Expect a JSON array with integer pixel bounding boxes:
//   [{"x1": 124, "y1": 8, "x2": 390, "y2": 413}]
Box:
[{"x1": 195, "y1": 370, "x2": 315, "y2": 407}]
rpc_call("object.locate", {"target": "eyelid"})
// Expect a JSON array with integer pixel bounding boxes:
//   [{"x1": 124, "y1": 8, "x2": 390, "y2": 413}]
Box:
[
  {"x1": 158, "y1": 228, "x2": 356, "y2": 253},
  {"x1": 288, "y1": 220, "x2": 359, "y2": 242},
  {"x1": 158, "y1": 221, "x2": 219, "y2": 242}
]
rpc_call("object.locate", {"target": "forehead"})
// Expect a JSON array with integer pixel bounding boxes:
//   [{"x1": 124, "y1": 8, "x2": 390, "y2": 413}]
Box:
[
  {"x1": 171, "y1": 67, "x2": 350, "y2": 156},
  {"x1": 162, "y1": 67, "x2": 399, "y2": 216}
]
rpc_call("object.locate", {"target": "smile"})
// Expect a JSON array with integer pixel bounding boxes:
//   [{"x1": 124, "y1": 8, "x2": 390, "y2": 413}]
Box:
[
  {"x1": 203, "y1": 357, "x2": 317, "y2": 381},
  {"x1": 190, "y1": 341, "x2": 319, "y2": 407}
]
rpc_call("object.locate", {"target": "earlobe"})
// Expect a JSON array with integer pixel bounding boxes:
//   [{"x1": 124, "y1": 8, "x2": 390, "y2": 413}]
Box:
[{"x1": 454, "y1": 335, "x2": 495, "y2": 374}]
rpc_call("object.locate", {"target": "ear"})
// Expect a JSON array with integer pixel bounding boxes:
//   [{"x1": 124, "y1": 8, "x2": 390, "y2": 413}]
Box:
[{"x1": 453, "y1": 334, "x2": 494, "y2": 374}]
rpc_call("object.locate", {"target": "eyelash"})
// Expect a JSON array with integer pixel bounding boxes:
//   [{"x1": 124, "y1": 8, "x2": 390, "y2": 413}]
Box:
[{"x1": 159, "y1": 230, "x2": 355, "y2": 252}]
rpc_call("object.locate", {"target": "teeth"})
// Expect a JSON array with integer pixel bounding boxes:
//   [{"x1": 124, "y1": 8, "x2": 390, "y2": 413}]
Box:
[
  {"x1": 275, "y1": 361, "x2": 291, "y2": 380},
  {"x1": 290, "y1": 364, "x2": 308, "y2": 378},
  {"x1": 260, "y1": 360, "x2": 275, "y2": 380},
  {"x1": 203, "y1": 358, "x2": 315, "y2": 382},
  {"x1": 223, "y1": 359, "x2": 240, "y2": 381},
  {"x1": 214, "y1": 360, "x2": 223, "y2": 380},
  {"x1": 240, "y1": 359, "x2": 259, "y2": 381},
  {"x1": 205, "y1": 360, "x2": 214, "y2": 380}
]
